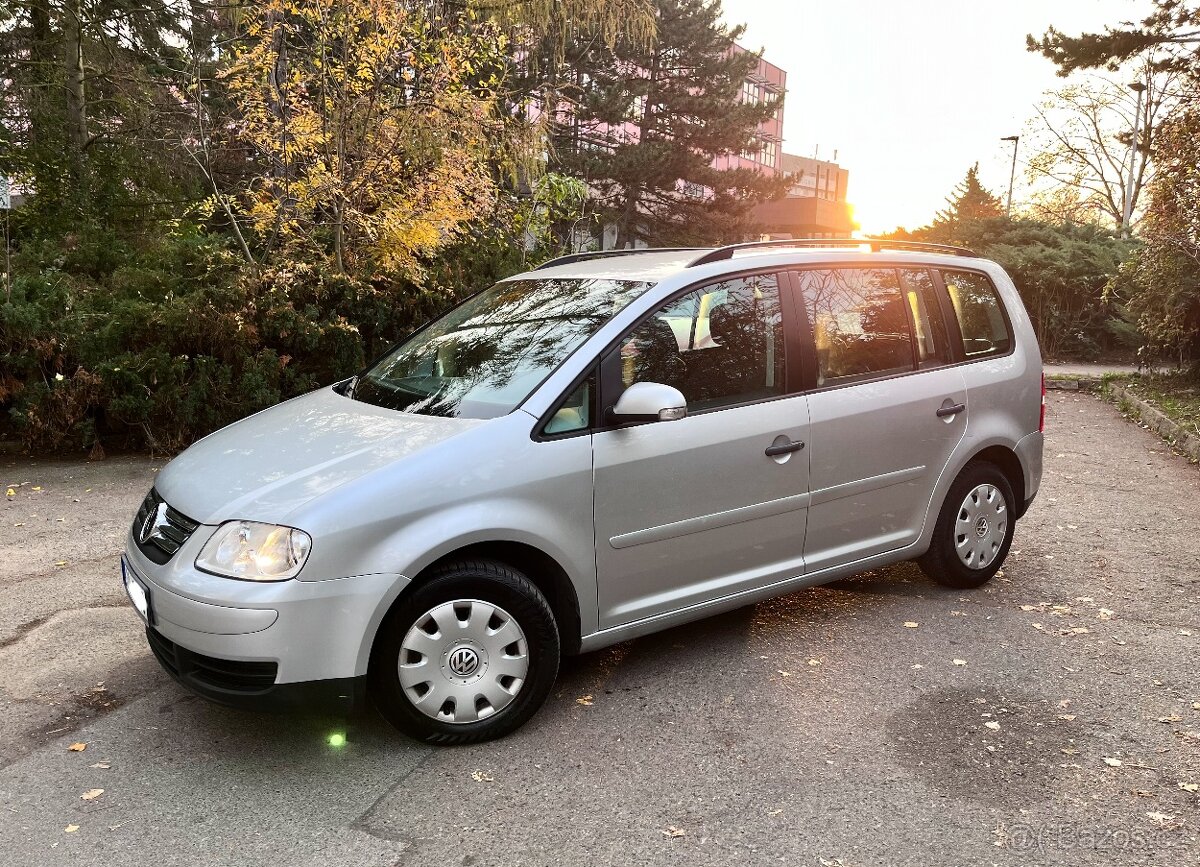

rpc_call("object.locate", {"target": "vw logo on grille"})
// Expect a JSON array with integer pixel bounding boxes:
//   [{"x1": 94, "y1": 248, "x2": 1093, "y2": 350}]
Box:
[
  {"x1": 448, "y1": 647, "x2": 480, "y2": 677},
  {"x1": 139, "y1": 502, "x2": 168, "y2": 545}
]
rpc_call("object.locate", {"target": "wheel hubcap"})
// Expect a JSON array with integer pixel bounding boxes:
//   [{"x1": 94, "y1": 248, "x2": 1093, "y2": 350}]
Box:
[
  {"x1": 955, "y1": 483, "x2": 1008, "y2": 570},
  {"x1": 399, "y1": 599, "x2": 529, "y2": 724}
]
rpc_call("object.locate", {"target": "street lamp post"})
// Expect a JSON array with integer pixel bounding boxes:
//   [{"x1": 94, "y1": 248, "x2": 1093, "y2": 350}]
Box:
[
  {"x1": 1001, "y1": 135, "x2": 1019, "y2": 217},
  {"x1": 1121, "y1": 80, "x2": 1147, "y2": 235}
]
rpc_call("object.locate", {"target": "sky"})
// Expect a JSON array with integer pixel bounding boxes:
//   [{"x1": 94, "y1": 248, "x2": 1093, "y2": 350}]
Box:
[{"x1": 720, "y1": 0, "x2": 1153, "y2": 234}]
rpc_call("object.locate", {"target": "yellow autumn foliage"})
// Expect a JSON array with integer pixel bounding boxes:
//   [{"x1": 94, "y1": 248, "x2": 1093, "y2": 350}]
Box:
[{"x1": 224, "y1": 0, "x2": 512, "y2": 276}]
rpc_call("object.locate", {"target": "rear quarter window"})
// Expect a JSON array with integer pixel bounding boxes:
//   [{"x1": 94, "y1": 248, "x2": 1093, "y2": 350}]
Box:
[{"x1": 940, "y1": 269, "x2": 1012, "y2": 359}]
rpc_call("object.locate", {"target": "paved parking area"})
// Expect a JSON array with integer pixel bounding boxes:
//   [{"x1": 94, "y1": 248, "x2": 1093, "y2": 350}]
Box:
[{"x1": 1, "y1": 391, "x2": 1198, "y2": 866}]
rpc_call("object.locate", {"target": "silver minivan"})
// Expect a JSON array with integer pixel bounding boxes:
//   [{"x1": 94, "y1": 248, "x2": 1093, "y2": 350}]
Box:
[{"x1": 122, "y1": 240, "x2": 1044, "y2": 743}]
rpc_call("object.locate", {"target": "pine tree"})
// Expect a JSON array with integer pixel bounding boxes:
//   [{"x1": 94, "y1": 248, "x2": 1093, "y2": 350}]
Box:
[
  {"x1": 546, "y1": 0, "x2": 787, "y2": 247},
  {"x1": 935, "y1": 164, "x2": 1004, "y2": 225},
  {"x1": 1027, "y1": 1, "x2": 1200, "y2": 77}
]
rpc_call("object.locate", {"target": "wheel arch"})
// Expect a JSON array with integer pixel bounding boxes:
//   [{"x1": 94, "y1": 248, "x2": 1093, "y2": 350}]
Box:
[
  {"x1": 373, "y1": 540, "x2": 583, "y2": 659},
  {"x1": 966, "y1": 444, "x2": 1027, "y2": 518}
]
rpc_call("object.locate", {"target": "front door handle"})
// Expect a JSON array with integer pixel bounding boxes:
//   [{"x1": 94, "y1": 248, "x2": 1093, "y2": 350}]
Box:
[
  {"x1": 765, "y1": 439, "x2": 806, "y2": 457},
  {"x1": 936, "y1": 402, "x2": 966, "y2": 418}
]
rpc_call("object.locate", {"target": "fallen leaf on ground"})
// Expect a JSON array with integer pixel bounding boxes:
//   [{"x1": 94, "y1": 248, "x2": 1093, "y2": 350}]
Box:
[
  {"x1": 1098, "y1": 608, "x2": 1114, "y2": 620},
  {"x1": 1180, "y1": 782, "x2": 1199, "y2": 793},
  {"x1": 1159, "y1": 715, "x2": 1183, "y2": 723},
  {"x1": 54, "y1": 561, "x2": 67, "y2": 567},
  {"x1": 90, "y1": 762, "x2": 110, "y2": 770},
  {"x1": 80, "y1": 789, "x2": 103, "y2": 801},
  {"x1": 1145, "y1": 811, "x2": 1176, "y2": 827},
  {"x1": 1103, "y1": 757, "x2": 1123, "y2": 767},
  {"x1": 661, "y1": 826, "x2": 686, "y2": 838},
  {"x1": 984, "y1": 721, "x2": 1001, "y2": 730},
  {"x1": 4, "y1": 489, "x2": 13, "y2": 498},
  {"x1": 952, "y1": 659, "x2": 968, "y2": 666},
  {"x1": 807, "y1": 659, "x2": 821, "y2": 666},
  {"x1": 903, "y1": 622, "x2": 919, "y2": 628},
  {"x1": 911, "y1": 664, "x2": 924, "y2": 670},
  {"x1": 67, "y1": 743, "x2": 86, "y2": 752},
  {"x1": 1019, "y1": 604, "x2": 1040, "y2": 612},
  {"x1": 777, "y1": 670, "x2": 792, "y2": 677},
  {"x1": 575, "y1": 695, "x2": 593, "y2": 706},
  {"x1": 31, "y1": 486, "x2": 42, "y2": 492},
  {"x1": 64, "y1": 825, "x2": 78, "y2": 834},
  {"x1": 470, "y1": 771, "x2": 494, "y2": 783},
  {"x1": 1058, "y1": 714, "x2": 1076, "y2": 721},
  {"x1": 1031, "y1": 623, "x2": 1045, "y2": 631}
]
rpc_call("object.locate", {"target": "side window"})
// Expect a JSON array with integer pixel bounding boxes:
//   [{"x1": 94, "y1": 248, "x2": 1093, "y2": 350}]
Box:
[
  {"x1": 940, "y1": 270, "x2": 1012, "y2": 358},
  {"x1": 543, "y1": 375, "x2": 592, "y2": 435},
  {"x1": 614, "y1": 274, "x2": 786, "y2": 411},
  {"x1": 899, "y1": 268, "x2": 950, "y2": 367},
  {"x1": 799, "y1": 268, "x2": 913, "y2": 386}
]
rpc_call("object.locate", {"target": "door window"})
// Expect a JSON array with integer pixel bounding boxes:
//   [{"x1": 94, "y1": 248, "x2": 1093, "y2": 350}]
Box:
[
  {"x1": 798, "y1": 268, "x2": 914, "y2": 386},
  {"x1": 940, "y1": 270, "x2": 1012, "y2": 358},
  {"x1": 614, "y1": 274, "x2": 786, "y2": 411}
]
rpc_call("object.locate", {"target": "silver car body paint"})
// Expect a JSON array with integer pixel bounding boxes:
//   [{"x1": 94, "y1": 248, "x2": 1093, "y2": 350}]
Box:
[{"x1": 126, "y1": 248, "x2": 1043, "y2": 687}]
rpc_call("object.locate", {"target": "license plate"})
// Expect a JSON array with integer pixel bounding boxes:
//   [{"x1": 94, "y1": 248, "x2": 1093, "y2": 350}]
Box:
[{"x1": 121, "y1": 557, "x2": 153, "y2": 625}]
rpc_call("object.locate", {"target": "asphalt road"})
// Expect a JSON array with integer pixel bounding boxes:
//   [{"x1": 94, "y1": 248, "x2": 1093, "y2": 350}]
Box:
[{"x1": 1, "y1": 391, "x2": 1198, "y2": 867}]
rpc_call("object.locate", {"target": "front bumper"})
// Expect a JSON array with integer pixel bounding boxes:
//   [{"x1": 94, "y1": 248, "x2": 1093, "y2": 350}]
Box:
[
  {"x1": 123, "y1": 530, "x2": 408, "y2": 707},
  {"x1": 146, "y1": 627, "x2": 366, "y2": 713}
]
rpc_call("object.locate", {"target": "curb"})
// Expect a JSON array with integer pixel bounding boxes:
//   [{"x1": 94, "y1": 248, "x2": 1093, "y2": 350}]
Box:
[
  {"x1": 1045, "y1": 377, "x2": 1101, "y2": 392},
  {"x1": 1108, "y1": 383, "x2": 1200, "y2": 463}
]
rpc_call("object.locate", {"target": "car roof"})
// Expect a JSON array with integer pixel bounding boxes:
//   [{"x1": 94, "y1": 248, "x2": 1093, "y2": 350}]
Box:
[{"x1": 511, "y1": 243, "x2": 987, "y2": 282}]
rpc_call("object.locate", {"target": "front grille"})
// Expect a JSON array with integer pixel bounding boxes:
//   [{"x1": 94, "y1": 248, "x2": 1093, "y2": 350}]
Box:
[
  {"x1": 133, "y1": 489, "x2": 200, "y2": 564},
  {"x1": 147, "y1": 628, "x2": 278, "y2": 694}
]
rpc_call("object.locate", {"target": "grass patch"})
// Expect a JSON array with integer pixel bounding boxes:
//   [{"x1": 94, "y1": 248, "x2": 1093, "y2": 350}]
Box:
[{"x1": 1118, "y1": 373, "x2": 1200, "y2": 439}]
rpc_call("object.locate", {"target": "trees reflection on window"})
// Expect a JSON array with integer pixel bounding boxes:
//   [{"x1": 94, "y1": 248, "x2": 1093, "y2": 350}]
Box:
[
  {"x1": 618, "y1": 274, "x2": 786, "y2": 411},
  {"x1": 799, "y1": 268, "x2": 914, "y2": 386},
  {"x1": 354, "y1": 278, "x2": 650, "y2": 418}
]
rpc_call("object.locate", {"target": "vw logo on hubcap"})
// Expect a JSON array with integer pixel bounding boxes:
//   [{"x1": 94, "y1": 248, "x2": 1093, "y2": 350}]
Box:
[
  {"x1": 448, "y1": 647, "x2": 480, "y2": 677},
  {"x1": 975, "y1": 516, "x2": 989, "y2": 538}
]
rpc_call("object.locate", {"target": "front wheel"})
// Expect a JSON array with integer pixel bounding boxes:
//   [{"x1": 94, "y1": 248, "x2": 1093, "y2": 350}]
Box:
[
  {"x1": 918, "y1": 462, "x2": 1015, "y2": 589},
  {"x1": 369, "y1": 560, "x2": 560, "y2": 744}
]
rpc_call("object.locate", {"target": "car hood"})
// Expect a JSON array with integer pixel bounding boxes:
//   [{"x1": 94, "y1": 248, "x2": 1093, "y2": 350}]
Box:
[{"x1": 154, "y1": 386, "x2": 486, "y2": 525}]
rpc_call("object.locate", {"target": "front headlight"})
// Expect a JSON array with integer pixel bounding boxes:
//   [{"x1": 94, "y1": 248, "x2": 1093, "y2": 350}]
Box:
[{"x1": 196, "y1": 521, "x2": 312, "y2": 581}]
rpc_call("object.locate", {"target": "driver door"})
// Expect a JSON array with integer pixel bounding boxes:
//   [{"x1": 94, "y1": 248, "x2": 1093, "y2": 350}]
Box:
[{"x1": 591, "y1": 272, "x2": 811, "y2": 629}]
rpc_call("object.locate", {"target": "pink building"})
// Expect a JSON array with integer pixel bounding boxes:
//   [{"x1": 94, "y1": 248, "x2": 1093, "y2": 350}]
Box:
[{"x1": 711, "y1": 47, "x2": 786, "y2": 175}]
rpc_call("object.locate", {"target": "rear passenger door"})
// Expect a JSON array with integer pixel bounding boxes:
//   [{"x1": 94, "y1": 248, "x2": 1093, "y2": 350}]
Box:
[{"x1": 794, "y1": 266, "x2": 968, "y2": 572}]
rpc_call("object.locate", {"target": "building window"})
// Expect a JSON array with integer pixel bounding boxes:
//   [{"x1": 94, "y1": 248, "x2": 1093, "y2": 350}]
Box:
[
  {"x1": 762, "y1": 140, "x2": 777, "y2": 168},
  {"x1": 742, "y1": 81, "x2": 759, "y2": 104}
]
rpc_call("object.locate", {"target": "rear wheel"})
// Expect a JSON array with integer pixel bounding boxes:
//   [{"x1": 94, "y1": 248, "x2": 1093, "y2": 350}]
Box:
[
  {"x1": 918, "y1": 462, "x2": 1015, "y2": 589},
  {"x1": 369, "y1": 560, "x2": 560, "y2": 744}
]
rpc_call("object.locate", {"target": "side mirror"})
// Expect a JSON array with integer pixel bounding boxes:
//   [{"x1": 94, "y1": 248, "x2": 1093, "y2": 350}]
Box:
[{"x1": 610, "y1": 382, "x2": 688, "y2": 424}]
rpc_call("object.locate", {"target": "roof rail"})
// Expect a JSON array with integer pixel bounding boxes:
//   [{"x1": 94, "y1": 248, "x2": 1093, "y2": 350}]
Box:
[
  {"x1": 531, "y1": 247, "x2": 706, "y2": 271},
  {"x1": 687, "y1": 238, "x2": 977, "y2": 267}
]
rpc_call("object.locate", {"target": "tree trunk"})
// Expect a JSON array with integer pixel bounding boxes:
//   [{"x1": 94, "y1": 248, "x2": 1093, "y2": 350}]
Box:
[{"x1": 63, "y1": 0, "x2": 89, "y2": 156}]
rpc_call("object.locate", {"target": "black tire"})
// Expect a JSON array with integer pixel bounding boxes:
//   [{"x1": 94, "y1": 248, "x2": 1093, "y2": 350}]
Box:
[
  {"x1": 369, "y1": 559, "x2": 560, "y2": 744},
  {"x1": 918, "y1": 461, "x2": 1016, "y2": 589}
]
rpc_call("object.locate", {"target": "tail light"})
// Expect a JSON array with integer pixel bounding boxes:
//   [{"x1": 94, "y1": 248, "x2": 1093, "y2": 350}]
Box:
[{"x1": 1039, "y1": 372, "x2": 1046, "y2": 432}]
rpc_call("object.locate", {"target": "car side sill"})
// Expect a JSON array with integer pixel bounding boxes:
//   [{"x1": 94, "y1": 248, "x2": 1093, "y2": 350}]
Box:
[{"x1": 577, "y1": 541, "x2": 922, "y2": 654}]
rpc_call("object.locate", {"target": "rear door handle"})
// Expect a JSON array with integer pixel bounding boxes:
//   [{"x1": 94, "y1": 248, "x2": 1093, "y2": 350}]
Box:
[
  {"x1": 765, "y1": 439, "x2": 806, "y2": 457},
  {"x1": 936, "y1": 402, "x2": 966, "y2": 418}
]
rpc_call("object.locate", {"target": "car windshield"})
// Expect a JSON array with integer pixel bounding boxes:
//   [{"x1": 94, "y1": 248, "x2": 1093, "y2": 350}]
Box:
[{"x1": 351, "y1": 277, "x2": 652, "y2": 418}]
